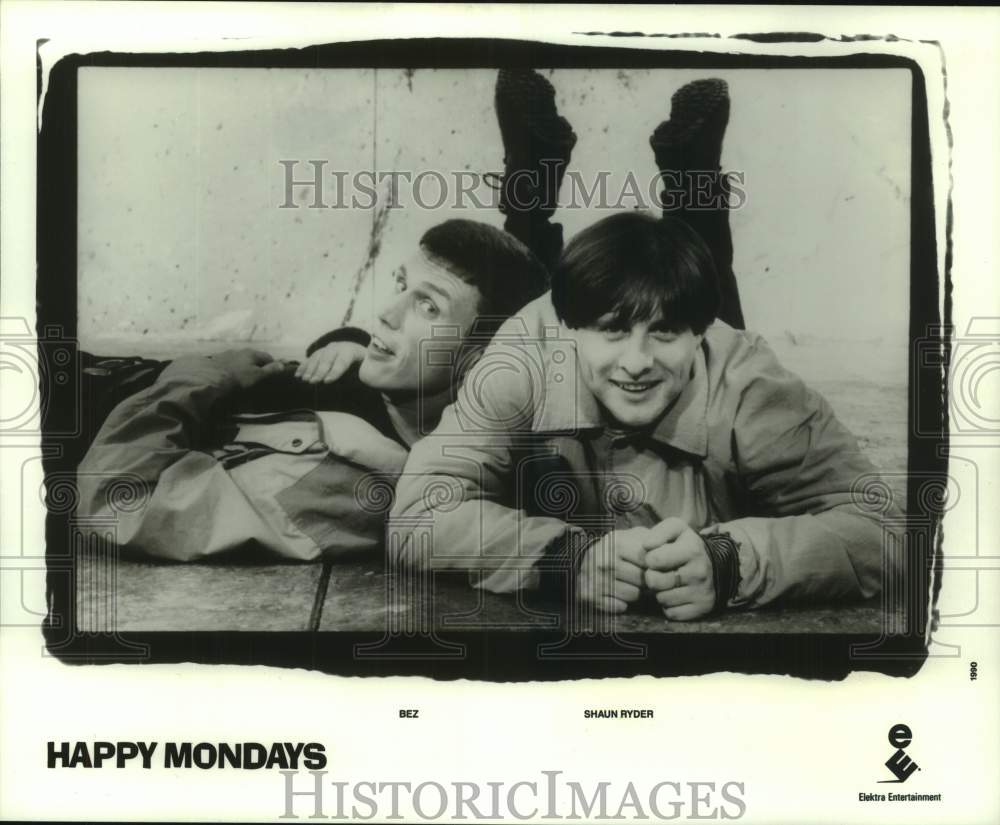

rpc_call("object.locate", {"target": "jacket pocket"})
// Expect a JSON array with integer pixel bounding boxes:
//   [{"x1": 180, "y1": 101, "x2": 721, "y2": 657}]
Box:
[{"x1": 226, "y1": 418, "x2": 322, "y2": 455}]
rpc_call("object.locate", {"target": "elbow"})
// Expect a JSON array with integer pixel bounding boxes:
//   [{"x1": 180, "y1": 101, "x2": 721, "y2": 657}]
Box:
[
  {"x1": 386, "y1": 474, "x2": 450, "y2": 570},
  {"x1": 387, "y1": 473, "x2": 471, "y2": 571},
  {"x1": 385, "y1": 516, "x2": 433, "y2": 571},
  {"x1": 74, "y1": 469, "x2": 151, "y2": 521},
  {"x1": 847, "y1": 516, "x2": 901, "y2": 600},
  {"x1": 74, "y1": 472, "x2": 108, "y2": 521}
]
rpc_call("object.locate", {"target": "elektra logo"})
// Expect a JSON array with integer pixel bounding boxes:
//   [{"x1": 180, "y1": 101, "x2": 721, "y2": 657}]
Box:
[{"x1": 879, "y1": 724, "x2": 920, "y2": 783}]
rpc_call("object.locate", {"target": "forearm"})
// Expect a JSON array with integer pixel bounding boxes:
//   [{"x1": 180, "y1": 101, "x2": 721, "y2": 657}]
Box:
[
  {"x1": 709, "y1": 506, "x2": 891, "y2": 608},
  {"x1": 724, "y1": 344, "x2": 905, "y2": 608},
  {"x1": 77, "y1": 356, "x2": 238, "y2": 515},
  {"x1": 386, "y1": 338, "x2": 570, "y2": 591},
  {"x1": 388, "y1": 475, "x2": 578, "y2": 593}
]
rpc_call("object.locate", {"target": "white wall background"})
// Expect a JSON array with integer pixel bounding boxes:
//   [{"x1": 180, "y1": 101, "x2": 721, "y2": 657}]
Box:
[{"x1": 78, "y1": 66, "x2": 911, "y2": 383}]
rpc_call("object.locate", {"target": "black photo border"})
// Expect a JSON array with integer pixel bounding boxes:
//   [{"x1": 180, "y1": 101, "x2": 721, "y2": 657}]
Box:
[{"x1": 36, "y1": 36, "x2": 948, "y2": 680}]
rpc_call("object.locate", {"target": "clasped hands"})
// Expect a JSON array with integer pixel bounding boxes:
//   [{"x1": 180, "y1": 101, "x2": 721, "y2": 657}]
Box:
[{"x1": 575, "y1": 518, "x2": 716, "y2": 621}]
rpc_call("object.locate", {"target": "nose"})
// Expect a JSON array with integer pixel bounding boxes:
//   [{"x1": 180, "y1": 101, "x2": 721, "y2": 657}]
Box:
[
  {"x1": 377, "y1": 292, "x2": 406, "y2": 331},
  {"x1": 618, "y1": 335, "x2": 654, "y2": 378}
]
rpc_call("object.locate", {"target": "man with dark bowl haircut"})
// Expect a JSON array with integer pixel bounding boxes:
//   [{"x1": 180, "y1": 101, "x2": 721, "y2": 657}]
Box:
[
  {"x1": 388, "y1": 212, "x2": 901, "y2": 620},
  {"x1": 76, "y1": 220, "x2": 548, "y2": 562}
]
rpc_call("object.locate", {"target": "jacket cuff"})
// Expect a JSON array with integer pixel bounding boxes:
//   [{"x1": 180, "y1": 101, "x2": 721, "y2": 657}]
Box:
[
  {"x1": 537, "y1": 527, "x2": 598, "y2": 599},
  {"x1": 158, "y1": 355, "x2": 242, "y2": 396},
  {"x1": 702, "y1": 532, "x2": 742, "y2": 612},
  {"x1": 306, "y1": 327, "x2": 372, "y2": 357}
]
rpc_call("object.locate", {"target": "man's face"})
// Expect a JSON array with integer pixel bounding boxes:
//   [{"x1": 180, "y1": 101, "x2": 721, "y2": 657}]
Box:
[
  {"x1": 570, "y1": 312, "x2": 702, "y2": 429},
  {"x1": 358, "y1": 249, "x2": 481, "y2": 396}
]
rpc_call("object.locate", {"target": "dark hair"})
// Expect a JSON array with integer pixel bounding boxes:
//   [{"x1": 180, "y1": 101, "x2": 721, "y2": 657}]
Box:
[
  {"x1": 551, "y1": 212, "x2": 719, "y2": 335},
  {"x1": 420, "y1": 219, "x2": 550, "y2": 340}
]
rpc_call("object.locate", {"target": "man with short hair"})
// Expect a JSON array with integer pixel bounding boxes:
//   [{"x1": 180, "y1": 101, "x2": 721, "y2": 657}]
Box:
[
  {"x1": 388, "y1": 211, "x2": 900, "y2": 619},
  {"x1": 77, "y1": 219, "x2": 549, "y2": 561}
]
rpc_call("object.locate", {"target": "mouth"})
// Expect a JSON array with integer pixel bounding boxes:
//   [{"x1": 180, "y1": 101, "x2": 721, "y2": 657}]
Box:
[
  {"x1": 609, "y1": 379, "x2": 662, "y2": 395},
  {"x1": 368, "y1": 334, "x2": 395, "y2": 358}
]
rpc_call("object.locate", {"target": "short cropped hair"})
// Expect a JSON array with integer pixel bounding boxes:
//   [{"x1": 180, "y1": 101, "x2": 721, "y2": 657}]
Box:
[
  {"x1": 420, "y1": 219, "x2": 550, "y2": 340},
  {"x1": 551, "y1": 212, "x2": 720, "y2": 335}
]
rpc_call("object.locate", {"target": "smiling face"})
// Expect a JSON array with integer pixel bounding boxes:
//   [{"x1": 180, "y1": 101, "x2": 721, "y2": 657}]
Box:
[
  {"x1": 357, "y1": 248, "x2": 482, "y2": 397},
  {"x1": 571, "y1": 312, "x2": 703, "y2": 429}
]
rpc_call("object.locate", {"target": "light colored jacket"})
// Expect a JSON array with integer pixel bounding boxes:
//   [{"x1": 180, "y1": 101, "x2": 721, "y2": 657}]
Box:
[
  {"x1": 76, "y1": 356, "x2": 408, "y2": 561},
  {"x1": 388, "y1": 293, "x2": 901, "y2": 608}
]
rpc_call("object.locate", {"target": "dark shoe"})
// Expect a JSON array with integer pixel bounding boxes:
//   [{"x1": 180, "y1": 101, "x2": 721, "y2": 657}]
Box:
[
  {"x1": 492, "y1": 69, "x2": 577, "y2": 271},
  {"x1": 649, "y1": 78, "x2": 730, "y2": 173}
]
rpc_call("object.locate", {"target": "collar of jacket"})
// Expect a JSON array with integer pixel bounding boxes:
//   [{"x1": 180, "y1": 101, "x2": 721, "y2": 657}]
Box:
[{"x1": 531, "y1": 340, "x2": 710, "y2": 459}]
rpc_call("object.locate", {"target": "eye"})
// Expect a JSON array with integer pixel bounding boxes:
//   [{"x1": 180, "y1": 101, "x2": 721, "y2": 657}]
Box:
[
  {"x1": 650, "y1": 331, "x2": 679, "y2": 343},
  {"x1": 595, "y1": 324, "x2": 630, "y2": 342},
  {"x1": 393, "y1": 271, "x2": 407, "y2": 293},
  {"x1": 417, "y1": 297, "x2": 439, "y2": 317}
]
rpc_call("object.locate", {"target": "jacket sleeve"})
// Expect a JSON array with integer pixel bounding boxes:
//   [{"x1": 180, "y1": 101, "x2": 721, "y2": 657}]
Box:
[
  {"x1": 387, "y1": 347, "x2": 587, "y2": 593},
  {"x1": 306, "y1": 326, "x2": 372, "y2": 356},
  {"x1": 75, "y1": 356, "x2": 292, "y2": 561},
  {"x1": 710, "y1": 339, "x2": 903, "y2": 608}
]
